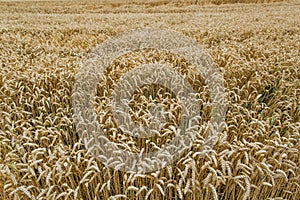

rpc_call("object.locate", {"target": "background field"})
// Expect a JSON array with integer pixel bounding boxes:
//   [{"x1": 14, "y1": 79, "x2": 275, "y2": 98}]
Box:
[{"x1": 0, "y1": 0, "x2": 299, "y2": 199}]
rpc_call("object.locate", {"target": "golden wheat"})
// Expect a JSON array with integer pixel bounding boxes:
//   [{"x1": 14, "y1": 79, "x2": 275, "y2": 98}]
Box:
[{"x1": 0, "y1": 0, "x2": 299, "y2": 200}]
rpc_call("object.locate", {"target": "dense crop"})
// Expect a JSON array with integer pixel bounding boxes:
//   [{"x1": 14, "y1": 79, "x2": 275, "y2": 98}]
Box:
[{"x1": 0, "y1": 0, "x2": 299, "y2": 199}]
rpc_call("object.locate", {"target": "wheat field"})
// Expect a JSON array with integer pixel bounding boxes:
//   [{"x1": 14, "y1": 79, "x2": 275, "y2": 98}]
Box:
[{"x1": 0, "y1": 0, "x2": 299, "y2": 199}]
